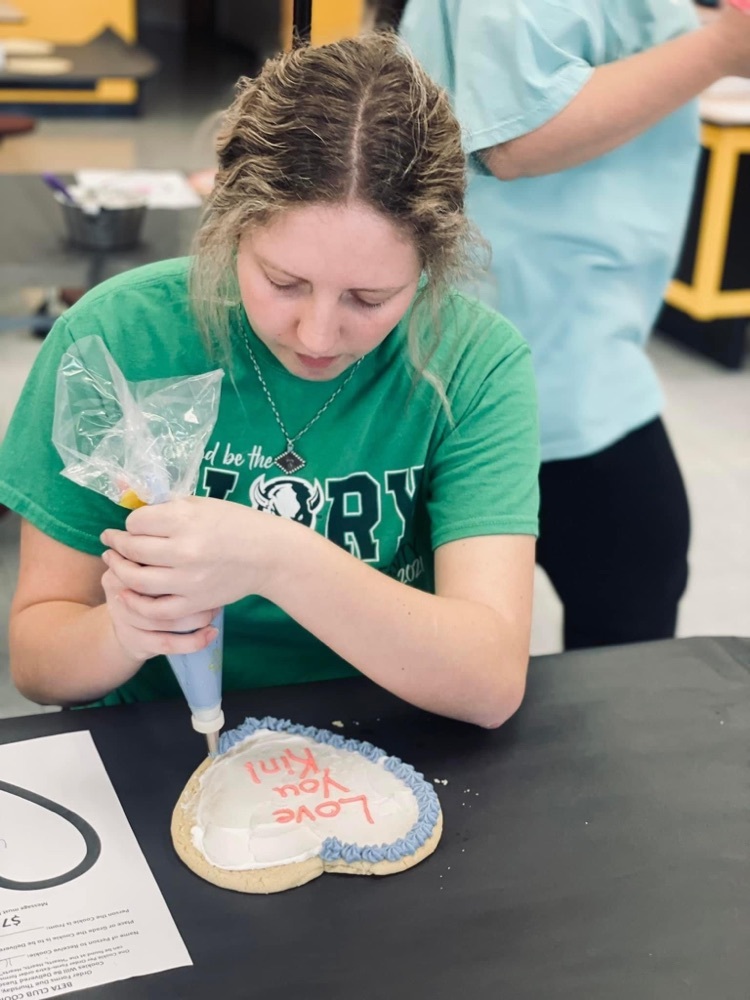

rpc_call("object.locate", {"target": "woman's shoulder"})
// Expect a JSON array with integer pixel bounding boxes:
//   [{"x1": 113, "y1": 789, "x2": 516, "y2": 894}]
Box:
[
  {"x1": 430, "y1": 287, "x2": 531, "y2": 375},
  {"x1": 66, "y1": 257, "x2": 193, "y2": 317},
  {"x1": 400, "y1": 288, "x2": 535, "y2": 428},
  {"x1": 43, "y1": 258, "x2": 214, "y2": 379}
]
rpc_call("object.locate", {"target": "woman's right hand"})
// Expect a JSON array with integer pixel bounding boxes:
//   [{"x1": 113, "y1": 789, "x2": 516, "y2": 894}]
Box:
[
  {"x1": 101, "y1": 553, "x2": 219, "y2": 663},
  {"x1": 713, "y1": 4, "x2": 750, "y2": 78}
]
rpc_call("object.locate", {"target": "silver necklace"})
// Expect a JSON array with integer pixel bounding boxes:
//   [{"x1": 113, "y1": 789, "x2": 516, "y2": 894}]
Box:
[{"x1": 241, "y1": 327, "x2": 364, "y2": 474}]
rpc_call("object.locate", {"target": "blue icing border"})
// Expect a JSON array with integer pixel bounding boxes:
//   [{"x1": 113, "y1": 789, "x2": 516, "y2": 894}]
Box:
[{"x1": 218, "y1": 716, "x2": 441, "y2": 865}]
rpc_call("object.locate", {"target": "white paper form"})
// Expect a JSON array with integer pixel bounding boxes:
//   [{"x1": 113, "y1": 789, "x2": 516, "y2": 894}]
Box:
[
  {"x1": 0, "y1": 731, "x2": 191, "y2": 996},
  {"x1": 75, "y1": 170, "x2": 203, "y2": 209}
]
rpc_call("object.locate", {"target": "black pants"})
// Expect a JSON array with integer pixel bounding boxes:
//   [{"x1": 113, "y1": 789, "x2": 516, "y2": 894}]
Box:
[{"x1": 537, "y1": 418, "x2": 690, "y2": 650}]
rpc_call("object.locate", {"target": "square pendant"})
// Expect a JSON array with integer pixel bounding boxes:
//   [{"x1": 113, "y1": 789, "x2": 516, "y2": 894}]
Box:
[{"x1": 274, "y1": 449, "x2": 306, "y2": 474}]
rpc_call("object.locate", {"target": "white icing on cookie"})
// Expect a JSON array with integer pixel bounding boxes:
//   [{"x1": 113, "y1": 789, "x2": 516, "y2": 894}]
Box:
[{"x1": 190, "y1": 730, "x2": 419, "y2": 870}]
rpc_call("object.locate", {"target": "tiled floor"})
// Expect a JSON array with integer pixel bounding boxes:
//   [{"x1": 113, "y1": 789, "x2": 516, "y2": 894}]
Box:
[{"x1": 0, "y1": 28, "x2": 748, "y2": 718}]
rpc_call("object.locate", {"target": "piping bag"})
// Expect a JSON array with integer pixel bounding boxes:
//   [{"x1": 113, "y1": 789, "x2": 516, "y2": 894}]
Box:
[{"x1": 52, "y1": 335, "x2": 226, "y2": 755}]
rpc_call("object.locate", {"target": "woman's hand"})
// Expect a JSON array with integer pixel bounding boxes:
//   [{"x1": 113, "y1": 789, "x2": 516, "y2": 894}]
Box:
[
  {"x1": 714, "y1": 3, "x2": 750, "y2": 77},
  {"x1": 101, "y1": 550, "x2": 220, "y2": 661},
  {"x1": 100, "y1": 496, "x2": 286, "y2": 621}
]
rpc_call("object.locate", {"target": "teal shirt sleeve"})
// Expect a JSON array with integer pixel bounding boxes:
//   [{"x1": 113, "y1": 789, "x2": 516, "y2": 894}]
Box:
[
  {"x1": 403, "y1": 0, "x2": 598, "y2": 153},
  {"x1": 426, "y1": 304, "x2": 540, "y2": 549}
]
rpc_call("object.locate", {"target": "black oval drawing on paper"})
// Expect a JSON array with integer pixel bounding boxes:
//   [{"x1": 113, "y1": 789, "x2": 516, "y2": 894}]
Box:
[{"x1": 0, "y1": 779, "x2": 101, "y2": 890}]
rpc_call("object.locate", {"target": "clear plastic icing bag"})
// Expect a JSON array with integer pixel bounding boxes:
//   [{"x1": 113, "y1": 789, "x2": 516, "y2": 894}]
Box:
[{"x1": 52, "y1": 335, "x2": 223, "y2": 508}]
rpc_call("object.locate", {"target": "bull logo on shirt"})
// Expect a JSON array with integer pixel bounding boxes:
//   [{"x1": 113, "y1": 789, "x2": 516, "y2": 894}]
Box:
[{"x1": 249, "y1": 474, "x2": 324, "y2": 529}]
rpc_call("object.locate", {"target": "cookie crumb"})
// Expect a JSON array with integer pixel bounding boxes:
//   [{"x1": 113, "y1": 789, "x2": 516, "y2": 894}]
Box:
[{"x1": 331, "y1": 720, "x2": 344, "y2": 728}]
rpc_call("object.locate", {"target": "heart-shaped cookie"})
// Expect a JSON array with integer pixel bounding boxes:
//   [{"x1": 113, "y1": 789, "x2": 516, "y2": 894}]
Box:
[{"x1": 172, "y1": 717, "x2": 442, "y2": 893}]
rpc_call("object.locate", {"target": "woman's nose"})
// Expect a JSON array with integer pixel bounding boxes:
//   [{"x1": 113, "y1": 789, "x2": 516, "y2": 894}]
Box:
[{"x1": 295, "y1": 298, "x2": 340, "y2": 355}]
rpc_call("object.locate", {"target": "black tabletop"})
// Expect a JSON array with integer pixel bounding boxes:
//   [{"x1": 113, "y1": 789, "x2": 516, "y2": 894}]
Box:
[
  {"x1": 1, "y1": 636, "x2": 749, "y2": 999},
  {"x1": 0, "y1": 174, "x2": 201, "y2": 291}
]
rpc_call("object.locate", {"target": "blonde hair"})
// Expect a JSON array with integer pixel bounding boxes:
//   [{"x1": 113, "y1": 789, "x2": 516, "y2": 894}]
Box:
[{"x1": 190, "y1": 30, "x2": 480, "y2": 403}]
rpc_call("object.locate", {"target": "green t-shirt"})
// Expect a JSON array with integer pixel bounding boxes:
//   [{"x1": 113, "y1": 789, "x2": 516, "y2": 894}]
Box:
[{"x1": 0, "y1": 258, "x2": 539, "y2": 704}]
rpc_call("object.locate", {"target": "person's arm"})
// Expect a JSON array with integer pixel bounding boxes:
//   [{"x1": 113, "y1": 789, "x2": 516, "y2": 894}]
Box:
[
  {"x1": 9, "y1": 521, "x2": 217, "y2": 705},
  {"x1": 264, "y1": 528, "x2": 534, "y2": 729},
  {"x1": 100, "y1": 497, "x2": 535, "y2": 728},
  {"x1": 485, "y1": 5, "x2": 750, "y2": 180}
]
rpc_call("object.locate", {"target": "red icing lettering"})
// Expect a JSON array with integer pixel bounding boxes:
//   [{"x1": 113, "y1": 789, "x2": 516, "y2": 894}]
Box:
[
  {"x1": 285, "y1": 747, "x2": 319, "y2": 780},
  {"x1": 339, "y1": 795, "x2": 374, "y2": 824},
  {"x1": 246, "y1": 752, "x2": 310, "y2": 784},
  {"x1": 272, "y1": 784, "x2": 301, "y2": 798},
  {"x1": 280, "y1": 753, "x2": 296, "y2": 776},
  {"x1": 247, "y1": 749, "x2": 367, "y2": 827},
  {"x1": 294, "y1": 805, "x2": 317, "y2": 824},
  {"x1": 278, "y1": 796, "x2": 375, "y2": 826},
  {"x1": 321, "y1": 768, "x2": 350, "y2": 797},
  {"x1": 260, "y1": 758, "x2": 281, "y2": 775},
  {"x1": 315, "y1": 800, "x2": 341, "y2": 819},
  {"x1": 272, "y1": 768, "x2": 351, "y2": 800},
  {"x1": 244, "y1": 761, "x2": 261, "y2": 784}
]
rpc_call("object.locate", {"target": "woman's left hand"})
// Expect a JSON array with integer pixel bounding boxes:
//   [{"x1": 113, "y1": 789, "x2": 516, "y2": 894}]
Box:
[{"x1": 100, "y1": 496, "x2": 287, "y2": 617}]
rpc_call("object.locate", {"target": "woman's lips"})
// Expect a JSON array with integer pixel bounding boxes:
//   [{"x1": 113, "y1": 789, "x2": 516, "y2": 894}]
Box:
[{"x1": 296, "y1": 354, "x2": 338, "y2": 370}]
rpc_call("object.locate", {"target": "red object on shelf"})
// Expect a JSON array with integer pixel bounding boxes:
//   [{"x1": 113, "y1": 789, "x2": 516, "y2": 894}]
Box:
[{"x1": 0, "y1": 114, "x2": 35, "y2": 139}]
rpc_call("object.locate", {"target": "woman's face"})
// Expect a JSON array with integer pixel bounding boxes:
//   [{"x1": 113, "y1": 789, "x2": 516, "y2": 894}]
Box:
[{"x1": 236, "y1": 200, "x2": 422, "y2": 381}]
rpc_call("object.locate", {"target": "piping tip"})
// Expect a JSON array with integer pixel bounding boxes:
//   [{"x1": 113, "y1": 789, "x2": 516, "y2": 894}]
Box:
[{"x1": 206, "y1": 730, "x2": 220, "y2": 758}]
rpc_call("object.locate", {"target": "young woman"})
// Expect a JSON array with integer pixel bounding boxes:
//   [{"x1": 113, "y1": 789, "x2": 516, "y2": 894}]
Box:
[{"x1": 0, "y1": 33, "x2": 539, "y2": 728}]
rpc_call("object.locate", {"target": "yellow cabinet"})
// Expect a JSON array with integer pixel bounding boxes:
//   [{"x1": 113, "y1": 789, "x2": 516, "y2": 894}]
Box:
[
  {"x1": 280, "y1": 0, "x2": 366, "y2": 48},
  {"x1": 0, "y1": 0, "x2": 147, "y2": 112}
]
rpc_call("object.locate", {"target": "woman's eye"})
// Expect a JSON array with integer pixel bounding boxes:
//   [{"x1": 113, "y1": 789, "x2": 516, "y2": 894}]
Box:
[
  {"x1": 263, "y1": 273, "x2": 385, "y2": 309},
  {"x1": 266, "y1": 275, "x2": 298, "y2": 292},
  {"x1": 354, "y1": 296, "x2": 385, "y2": 310}
]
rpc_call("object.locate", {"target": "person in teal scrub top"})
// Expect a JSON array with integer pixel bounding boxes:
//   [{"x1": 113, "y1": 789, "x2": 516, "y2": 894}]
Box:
[{"x1": 400, "y1": 1, "x2": 750, "y2": 649}]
